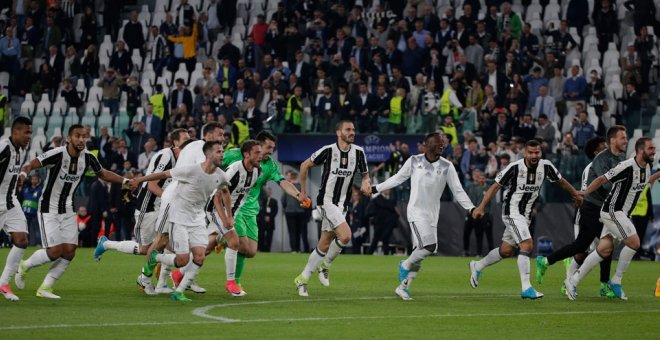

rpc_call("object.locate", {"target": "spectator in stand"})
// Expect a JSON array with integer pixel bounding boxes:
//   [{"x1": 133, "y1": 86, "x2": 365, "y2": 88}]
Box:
[
  {"x1": 531, "y1": 85, "x2": 557, "y2": 123},
  {"x1": 557, "y1": 132, "x2": 579, "y2": 156},
  {"x1": 112, "y1": 138, "x2": 137, "y2": 171},
  {"x1": 285, "y1": 86, "x2": 303, "y2": 133},
  {"x1": 38, "y1": 62, "x2": 59, "y2": 101},
  {"x1": 217, "y1": 35, "x2": 241, "y2": 67},
  {"x1": 123, "y1": 10, "x2": 145, "y2": 55},
  {"x1": 515, "y1": 114, "x2": 537, "y2": 142},
  {"x1": 0, "y1": 27, "x2": 21, "y2": 76},
  {"x1": 98, "y1": 68, "x2": 124, "y2": 128},
  {"x1": 109, "y1": 40, "x2": 133, "y2": 77},
  {"x1": 498, "y1": 1, "x2": 522, "y2": 39},
  {"x1": 80, "y1": 6, "x2": 97, "y2": 50},
  {"x1": 43, "y1": 16, "x2": 62, "y2": 53},
  {"x1": 623, "y1": 81, "x2": 641, "y2": 126},
  {"x1": 45, "y1": 44, "x2": 64, "y2": 83},
  {"x1": 63, "y1": 46, "x2": 81, "y2": 84},
  {"x1": 258, "y1": 187, "x2": 278, "y2": 252},
  {"x1": 563, "y1": 65, "x2": 587, "y2": 111},
  {"x1": 567, "y1": 0, "x2": 589, "y2": 37},
  {"x1": 493, "y1": 109, "x2": 513, "y2": 142},
  {"x1": 572, "y1": 111, "x2": 596, "y2": 150},
  {"x1": 217, "y1": 57, "x2": 238, "y2": 94},
  {"x1": 621, "y1": 42, "x2": 642, "y2": 87},
  {"x1": 464, "y1": 169, "x2": 493, "y2": 256},
  {"x1": 461, "y1": 138, "x2": 488, "y2": 181},
  {"x1": 592, "y1": 0, "x2": 618, "y2": 53},
  {"x1": 61, "y1": 79, "x2": 84, "y2": 119},
  {"x1": 81, "y1": 44, "x2": 100, "y2": 87},
  {"x1": 367, "y1": 188, "x2": 398, "y2": 255},
  {"x1": 85, "y1": 177, "x2": 110, "y2": 247},
  {"x1": 586, "y1": 70, "x2": 607, "y2": 135},
  {"x1": 218, "y1": 95, "x2": 238, "y2": 126},
  {"x1": 316, "y1": 84, "x2": 338, "y2": 133},
  {"x1": 170, "y1": 78, "x2": 193, "y2": 113},
  {"x1": 548, "y1": 65, "x2": 566, "y2": 119},
  {"x1": 624, "y1": 0, "x2": 657, "y2": 34},
  {"x1": 535, "y1": 114, "x2": 556, "y2": 154},
  {"x1": 149, "y1": 25, "x2": 170, "y2": 76},
  {"x1": 137, "y1": 138, "x2": 157, "y2": 173},
  {"x1": 283, "y1": 171, "x2": 309, "y2": 253},
  {"x1": 21, "y1": 174, "x2": 42, "y2": 246},
  {"x1": 124, "y1": 121, "x2": 153, "y2": 155},
  {"x1": 169, "y1": 18, "x2": 199, "y2": 72}
]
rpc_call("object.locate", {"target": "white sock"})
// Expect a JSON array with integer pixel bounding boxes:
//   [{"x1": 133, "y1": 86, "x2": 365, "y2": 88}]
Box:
[
  {"x1": 517, "y1": 253, "x2": 532, "y2": 291},
  {"x1": 402, "y1": 248, "x2": 432, "y2": 270},
  {"x1": 323, "y1": 239, "x2": 346, "y2": 266},
  {"x1": 572, "y1": 251, "x2": 604, "y2": 284},
  {"x1": 566, "y1": 258, "x2": 580, "y2": 280},
  {"x1": 401, "y1": 271, "x2": 419, "y2": 289},
  {"x1": 0, "y1": 246, "x2": 26, "y2": 285},
  {"x1": 225, "y1": 248, "x2": 237, "y2": 281},
  {"x1": 104, "y1": 240, "x2": 139, "y2": 254},
  {"x1": 176, "y1": 261, "x2": 201, "y2": 293},
  {"x1": 156, "y1": 264, "x2": 172, "y2": 288},
  {"x1": 156, "y1": 253, "x2": 176, "y2": 267},
  {"x1": 302, "y1": 248, "x2": 325, "y2": 281},
  {"x1": 611, "y1": 246, "x2": 636, "y2": 285},
  {"x1": 41, "y1": 258, "x2": 71, "y2": 289},
  {"x1": 24, "y1": 249, "x2": 52, "y2": 270},
  {"x1": 475, "y1": 248, "x2": 502, "y2": 271}
]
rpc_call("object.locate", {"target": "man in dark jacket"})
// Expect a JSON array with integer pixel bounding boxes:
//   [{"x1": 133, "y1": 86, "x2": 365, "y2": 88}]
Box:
[
  {"x1": 258, "y1": 187, "x2": 279, "y2": 252},
  {"x1": 367, "y1": 189, "x2": 399, "y2": 255}
]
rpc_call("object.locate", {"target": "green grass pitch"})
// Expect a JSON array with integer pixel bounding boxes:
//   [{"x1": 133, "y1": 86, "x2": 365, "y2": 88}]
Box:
[{"x1": 0, "y1": 248, "x2": 658, "y2": 339}]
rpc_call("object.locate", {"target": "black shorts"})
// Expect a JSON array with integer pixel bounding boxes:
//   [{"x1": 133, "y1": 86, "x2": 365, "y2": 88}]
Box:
[{"x1": 576, "y1": 201, "x2": 605, "y2": 250}]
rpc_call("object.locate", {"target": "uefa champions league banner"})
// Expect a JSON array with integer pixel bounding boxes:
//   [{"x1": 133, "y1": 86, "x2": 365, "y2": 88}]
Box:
[{"x1": 276, "y1": 134, "x2": 423, "y2": 163}]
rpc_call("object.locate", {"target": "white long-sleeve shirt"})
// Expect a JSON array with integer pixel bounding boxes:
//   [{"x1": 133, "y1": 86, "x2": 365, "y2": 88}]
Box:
[{"x1": 375, "y1": 154, "x2": 475, "y2": 226}]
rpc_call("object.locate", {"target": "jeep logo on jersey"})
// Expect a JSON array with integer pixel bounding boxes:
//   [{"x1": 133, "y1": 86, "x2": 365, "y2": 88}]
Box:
[
  {"x1": 517, "y1": 184, "x2": 540, "y2": 192},
  {"x1": 7, "y1": 165, "x2": 20, "y2": 173},
  {"x1": 235, "y1": 187, "x2": 250, "y2": 194},
  {"x1": 331, "y1": 168, "x2": 353, "y2": 177},
  {"x1": 59, "y1": 173, "x2": 81, "y2": 182},
  {"x1": 632, "y1": 183, "x2": 647, "y2": 191}
]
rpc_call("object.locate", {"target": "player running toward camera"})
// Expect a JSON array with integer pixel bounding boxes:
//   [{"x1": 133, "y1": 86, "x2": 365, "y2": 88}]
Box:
[
  {"x1": 470, "y1": 139, "x2": 582, "y2": 299},
  {"x1": 137, "y1": 122, "x2": 224, "y2": 295},
  {"x1": 0, "y1": 117, "x2": 32, "y2": 301},
  {"x1": 221, "y1": 131, "x2": 305, "y2": 295},
  {"x1": 536, "y1": 126, "x2": 627, "y2": 297},
  {"x1": 135, "y1": 141, "x2": 230, "y2": 301},
  {"x1": 15, "y1": 125, "x2": 131, "y2": 299},
  {"x1": 93, "y1": 129, "x2": 190, "y2": 262},
  {"x1": 294, "y1": 120, "x2": 372, "y2": 297},
  {"x1": 170, "y1": 140, "x2": 262, "y2": 297},
  {"x1": 372, "y1": 132, "x2": 475, "y2": 301},
  {"x1": 564, "y1": 138, "x2": 656, "y2": 301}
]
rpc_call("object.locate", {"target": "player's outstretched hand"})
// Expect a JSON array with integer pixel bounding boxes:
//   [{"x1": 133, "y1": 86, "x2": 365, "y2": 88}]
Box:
[
  {"x1": 573, "y1": 193, "x2": 584, "y2": 207},
  {"x1": 471, "y1": 207, "x2": 484, "y2": 220},
  {"x1": 127, "y1": 178, "x2": 139, "y2": 191},
  {"x1": 297, "y1": 192, "x2": 311, "y2": 208},
  {"x1": 360, "y1": 183, "x2": 372, "y2": 197}
]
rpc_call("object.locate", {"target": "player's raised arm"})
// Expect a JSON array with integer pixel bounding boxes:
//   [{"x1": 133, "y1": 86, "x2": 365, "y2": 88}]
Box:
[
  {"x1": 132, "y1": 170, "x2": 172, "y2": 187},
  {"x1": 373, "y1": 157, "x2": 412, "y2": 194},
  {"x1": 446, "y1": 164, "x2": 476, "y2": 212}
]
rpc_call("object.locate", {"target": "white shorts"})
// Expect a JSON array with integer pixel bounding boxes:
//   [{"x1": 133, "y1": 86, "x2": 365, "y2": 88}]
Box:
[
  {"x1": 206, "y1": 211, "x2": 233, "y2": 237},
  {"x1": 170, "y1": 223, "x2": 208, "y2": 254},
  {"x1": 502, "y1": 215, "x2": 532, "y2": 245},
  {"x1": 155, "y1": 202, "x2": 172, "y2": 234},
  {"x1": 600, "y1": 211, "x2": 637, "y2": 241},
  {"x1": 0, "y1": 206, "x2": 28, "y2": 234},
  {"x1": 134, "y1": 210, "x2": 158, "y2": 246},
  {"x1": 39, "y1": 212, "x2": 77, "y2": 247},
  {"x1": 409, "y1": 221, "x2": 437, "y2": 249},
  {"x1": 318, "y1": 205, "x2": 347, "y2": 232}
]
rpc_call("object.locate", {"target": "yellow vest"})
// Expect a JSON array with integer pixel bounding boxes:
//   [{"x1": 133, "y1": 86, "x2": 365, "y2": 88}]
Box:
[
  {"x1": 631, "y1": 186, "x2": 649, "y2": 216},
  {"x1": 149, "y1": 93, "x2": 165, "y2": 120},
  {"x1": 227, "y1": 119, "x2": 250, "y2": 149},
  {"x1": 440, "y1": 123, "x2": 458, "y2": 146},
  {"x1": 389, "y1": 96, "x2": 403, "y2": 125},
  {"x1": 222, "y1": 67, "x2": 229, "y2": 89},
  {"x1": 85, "y1": 149, "x2": 100, "y2": 177},
  {"x1": 0, "y1": 94, "x2": 6, "y2": 123},
  {"x1": 440, "y1": 89, "x2": 458, "y2": 118},
  {"x1": 285, "y1": 95, "x2": 303, "y2": 127}
]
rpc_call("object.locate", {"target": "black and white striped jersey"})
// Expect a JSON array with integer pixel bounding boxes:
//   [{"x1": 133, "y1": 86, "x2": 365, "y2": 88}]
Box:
[
  {"x1": 602, "y1": 158, "x2": 650, "y2": 216},
  {"x1": 135, "y1": 147, "x2": 177, "y2": 213},
  {"x1": 37, "y1": 146, "x2": 103, "y2": 214},
  {"x1": 495, "y1": 158, "x2": 562, "y2": 219},
  {"x1": 0, "y1": 138, "x2": 26, "y2": 211},
  {"x1": 310, "y1": 143, "x2": 368, "y2": 208},
  {"x1": 205, "y1": 160, "x2": 259, "y2": 215}
]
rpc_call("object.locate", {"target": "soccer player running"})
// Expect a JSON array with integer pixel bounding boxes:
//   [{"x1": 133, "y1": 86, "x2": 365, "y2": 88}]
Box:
[
  {"x1": 137, "y1": 122, "x2": 224, "y2": 294},
  {"x1": 135, "y1": 140, "x2": 231, "y2": 301},
  {"x1": 193, "y1": 140, "x2": 263, "y2": 296},
  {"x1": 93, "y1": 129, "x2": 190, "y2": 261},
  {"x1": 470, "y1": 139, "x2": 582, "y2": 299},
  {"x1": 536, "y1": 126, "x2": 627, "y2": 297},
  {"x1": 564, "y1": 138, "x2": 656, "y2": 301},
  {"x1": 294, "y1": 120, "x2": 372, "y2": 297},
  {"x1": 221, "y1": 131, "x2": 305, "y2": 295},
  {"x1": 372, "y1": 132, "x2": 476, "y2": 301},
  {"x1": 0, "y1": 117, "x2": 32, "y2": 301},
  {"x1": 15, "y1": 125, "x2": 131, "y2": 299}
]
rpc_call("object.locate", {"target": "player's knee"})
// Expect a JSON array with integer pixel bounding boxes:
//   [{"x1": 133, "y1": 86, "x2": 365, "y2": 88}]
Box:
[
  {"x1": 244, "y1": 248, "x2": 257, "y2": 258},
  {"x1": 11, "y1": 232, "x2": 28, "y2": 247},
  {"x1": 624, "y1": 236, "x2": 640, "y2": 250},
  {"x1": 227, "y1": 236, "x2": 239, "y2": 250},
  {"x1": 192, "y1": 254, "x2": 205, "y2": 266},
  {"x1": 499, "y1": 246, "x2": 513, "y2": 258},
  {"x1": 175, "y1": 255, "x2": 189, "y2": 268},
  {"x1": 62, "y1": 250, "x2": 76, "y2": 261},
  {"x1": 423, "y1": 244, "x2": 437, "y2": 253},
  {"x1": 519, "y1": 242, "x2": 533, "y2": 254},
  {"x1": 337, "y1": 234, "x2": 351, "y2": 246}
]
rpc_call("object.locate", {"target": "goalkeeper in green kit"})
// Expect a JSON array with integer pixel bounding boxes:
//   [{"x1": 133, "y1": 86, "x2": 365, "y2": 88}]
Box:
[{"x1": 219, "y1": 131, "x2": 305, "y2": 294}]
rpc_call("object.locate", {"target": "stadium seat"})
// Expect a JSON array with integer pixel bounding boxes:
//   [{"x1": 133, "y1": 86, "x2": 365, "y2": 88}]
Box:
[
  {"x1": 52, "y1": 101, "x2": 67, "y2": 116},
  {"x1": 87, "y1": 101, "x2": 101, "y2": 116},
  {"x1": 138, "y1": 5, "x2": 151, "y2": 25},
  {"x1": 525, "y1": 0, "x2": 542, "y2": 22},
  {"x1": 151, "y1": 11, "x2": 167, "y2": 27},
  {"x1": 88, "y1": 86, "x2": 103, "y2": 102},
  {"x1": 0, "y1": 72, "x2": 9, "y2": 88},
  {"x1": 35, "y1": 98, "x2": 51, "y2": 117},
  {"x1": 154, "y1": 0, "x2": 170, "y2": 12},
  {"x1": 49, "y1": 114, "x2": 63, "y2": 132},
  {"x1": 81, "y1": 113, "x2": 97, "y2": 129},
  {"x1": 20, "y1": 100, "x2": 34, "y2": 116},
  {"x1": 31, "y1": 127, "x2": 47, "y2": 151}
]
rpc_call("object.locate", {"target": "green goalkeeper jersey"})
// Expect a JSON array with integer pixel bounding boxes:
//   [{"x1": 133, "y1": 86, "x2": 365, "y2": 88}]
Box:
[{"x1": 222, "y1": 148, "x2": 285, "y2": 217}]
